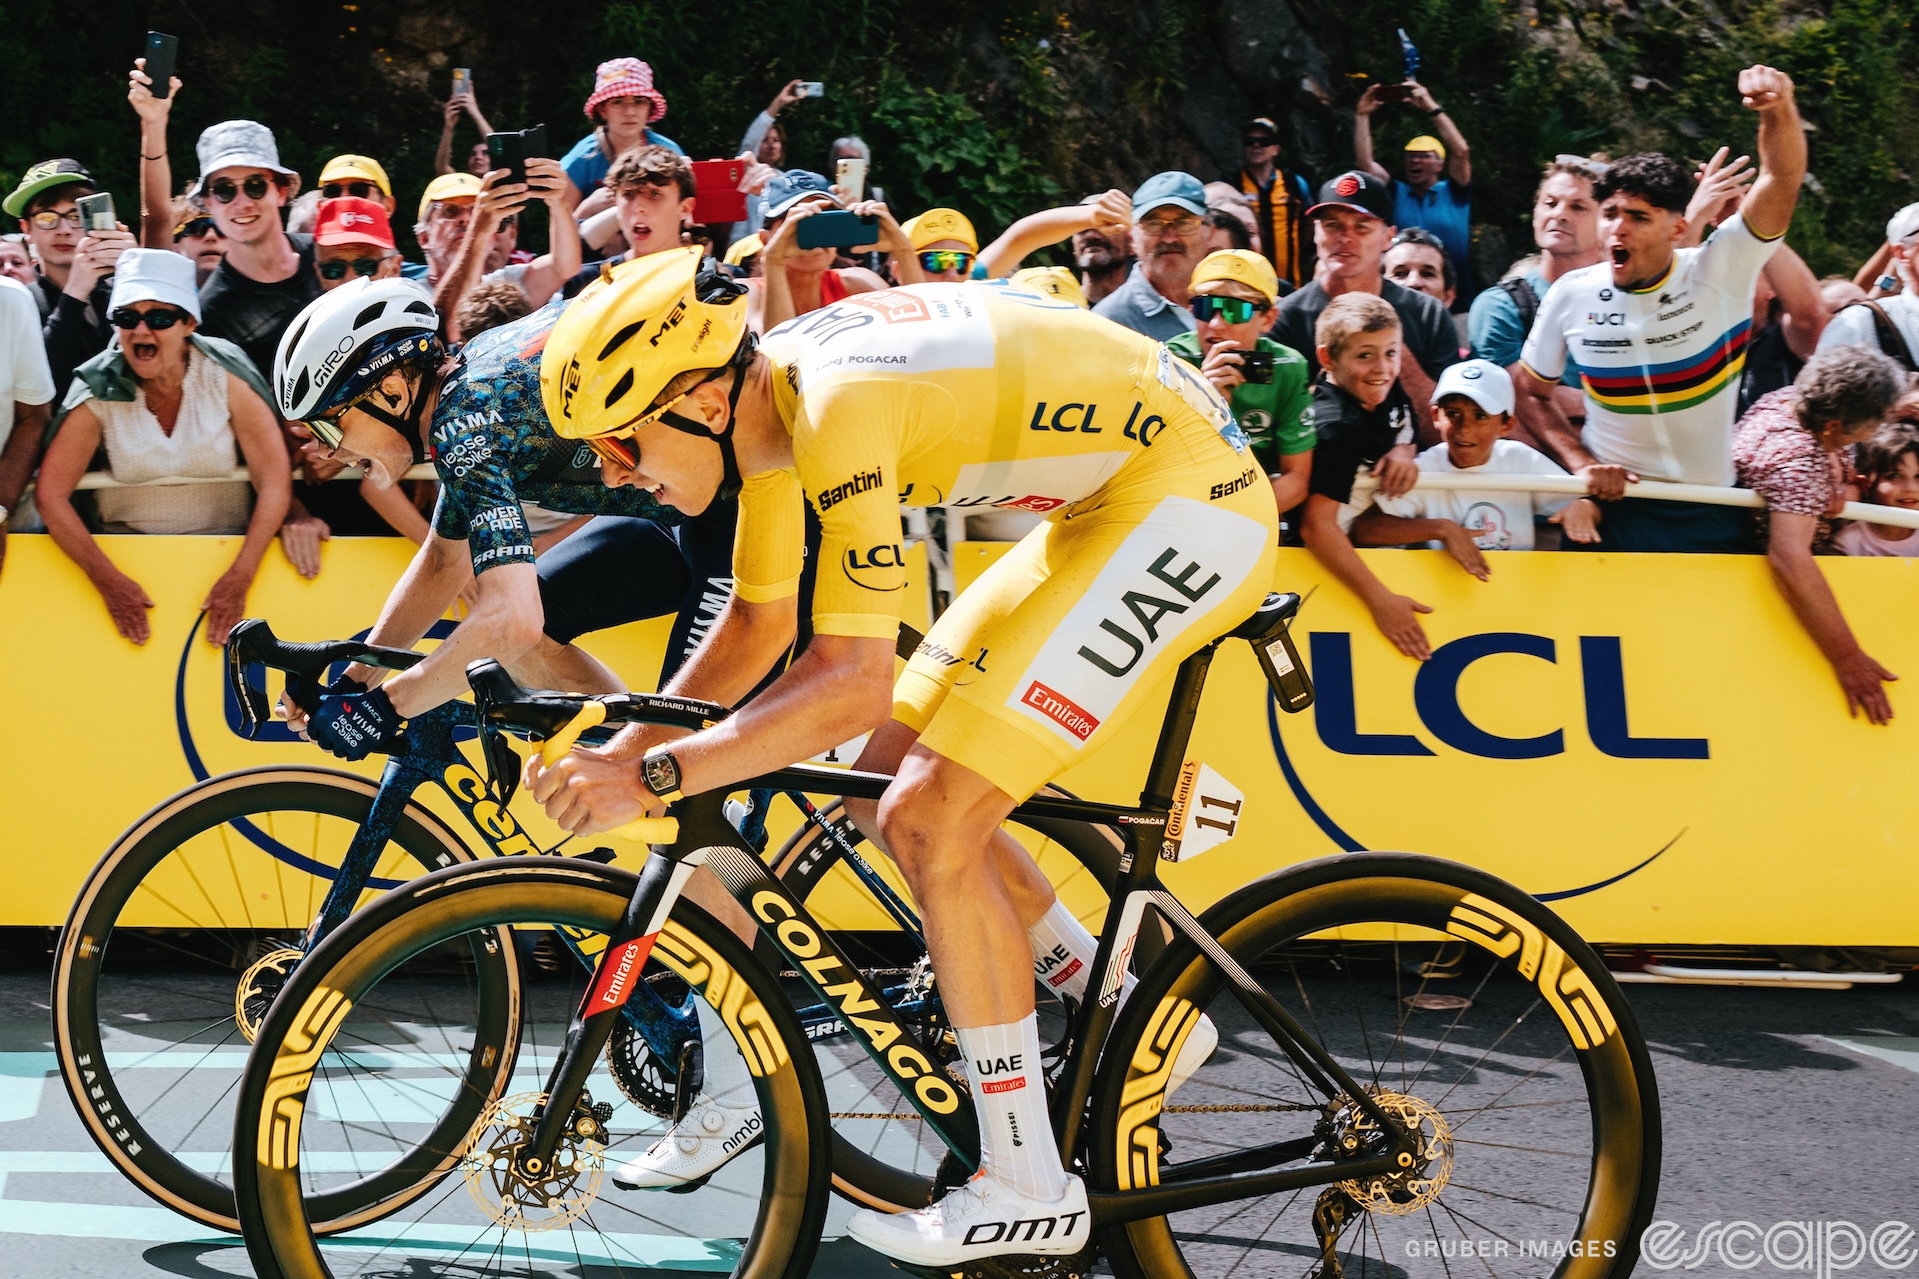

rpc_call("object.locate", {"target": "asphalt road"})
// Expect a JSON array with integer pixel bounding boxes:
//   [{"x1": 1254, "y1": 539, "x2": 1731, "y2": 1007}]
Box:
[{"x1": 0, "y1": 951, "x2": 1913, "y2": 1278}]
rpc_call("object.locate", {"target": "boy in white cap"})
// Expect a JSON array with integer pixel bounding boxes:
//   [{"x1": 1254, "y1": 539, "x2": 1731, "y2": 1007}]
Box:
[{"x1": 1357, "y1": 358, "x2": 1599, "y2": 569}]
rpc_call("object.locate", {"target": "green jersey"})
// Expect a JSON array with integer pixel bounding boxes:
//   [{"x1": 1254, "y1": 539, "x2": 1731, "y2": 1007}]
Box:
[{"x1": 1166, "y1": 332, "x2": 1313, "y2": 471}]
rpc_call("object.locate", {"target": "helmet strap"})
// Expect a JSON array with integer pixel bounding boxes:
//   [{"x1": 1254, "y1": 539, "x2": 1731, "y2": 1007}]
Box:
[
  {"x1": 656, "y1": 337, "x2": 756, "y2": 504},
  {"x1": 355, "y1": 366, "x2": 439, "y2": 464}
]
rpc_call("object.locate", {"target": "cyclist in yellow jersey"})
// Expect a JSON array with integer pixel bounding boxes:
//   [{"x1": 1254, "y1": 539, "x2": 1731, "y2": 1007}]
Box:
[{"x1": 527, "y1": 248, "x2": 1279, "y2": 1266}]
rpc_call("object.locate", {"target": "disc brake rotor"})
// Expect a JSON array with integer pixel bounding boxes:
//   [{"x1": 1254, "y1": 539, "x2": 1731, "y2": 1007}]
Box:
[
  {"x1": 234, "y1": 947, "x2": 302, "y2": 1044},
  {"x1": 461, "y1": 1090, "x2": 607, "y2": 1231},
  {"x1": 1331, "y1": 1089, "x2": 1454, "y2": 1215}
]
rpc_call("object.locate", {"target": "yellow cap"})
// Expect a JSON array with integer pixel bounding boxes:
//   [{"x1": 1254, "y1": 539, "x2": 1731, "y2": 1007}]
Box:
[
  {"x1": 1010, "y1": 266, "x2": 1088, "y2": 309},
  {"x1": 542, "y1": 246, "x2": 751, "y2": 439},
  {"x1": 1403, "y1": 134, "x2": 1448, "y2": 160},
  {"x1": 901, "y1": 207, "x2": 979, "y2": 253},
  {"x1": 416, "y1": 172, "x2": 482, "y2": 225},
  {"x1": 723, "y1": 231, "x2": 763, "y2": 266},
  {"x1": 1190, "y1": 249, "x2": 1280, "y2": 306},
  {"x1": 319, "y1": 154, "x2": 393, "y2": 198}
]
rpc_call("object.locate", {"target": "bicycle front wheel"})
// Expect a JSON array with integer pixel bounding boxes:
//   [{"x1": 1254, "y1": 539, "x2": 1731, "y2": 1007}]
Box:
[
  {"x1": 51, "y1": 765, "x2": 509, "y2": 1234},
  {"x1": 1090, "y1": 852, "x2": 1660, "y2": 1279},
  {"x1": 232, "y1": 856, "x2": 830, "y2": 1279}
]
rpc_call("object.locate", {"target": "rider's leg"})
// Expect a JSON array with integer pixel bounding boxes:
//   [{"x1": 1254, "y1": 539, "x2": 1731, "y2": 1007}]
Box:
[
  {"x1": 849, "y1": 721, "x2": 1056, "y2": 928},
  {"x1": 511, "y1": 636, "x2": 627, "y2": 695},
  {"x1": 877, "y1": 747, "x2": 1066, "y2": 1200}
]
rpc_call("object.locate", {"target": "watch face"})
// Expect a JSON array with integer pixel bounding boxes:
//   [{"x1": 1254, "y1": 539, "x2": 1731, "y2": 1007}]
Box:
[{"x1": 643, "y1": 750, "x2": 680, "y2": 797}]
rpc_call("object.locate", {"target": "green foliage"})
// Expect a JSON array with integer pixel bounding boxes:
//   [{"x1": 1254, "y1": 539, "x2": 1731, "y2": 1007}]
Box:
[{"x1": 863, "y1": 72, "x2": 1060, "y2": 230}]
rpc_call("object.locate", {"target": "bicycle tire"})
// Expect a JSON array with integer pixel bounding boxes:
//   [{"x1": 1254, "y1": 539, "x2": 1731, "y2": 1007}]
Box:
[
  {"x1": 1090, "y1": 852, "x2": 1660, "y2": 1279},
  {"x1": 50, "y1": 765, "x2": 515, "y2": 1234},
  {"x1": 231, "y1": 856, "x2": 830, "y2": 1279},
  {"x1": 767, "y1": 790, "x2": 1131, "y2": 1212}
]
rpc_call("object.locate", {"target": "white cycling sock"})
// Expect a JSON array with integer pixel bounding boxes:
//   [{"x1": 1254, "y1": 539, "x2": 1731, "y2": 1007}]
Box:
[
  {"x1": 695, "y1": 997, "x2": 757, "y2": 1109},
  {"x1": 957, "y1": 1017, "x2": 1067, "y2": 1201},
  {"x1": 1028, "y1": 898, "x2": 1135, "y2": 1007}
]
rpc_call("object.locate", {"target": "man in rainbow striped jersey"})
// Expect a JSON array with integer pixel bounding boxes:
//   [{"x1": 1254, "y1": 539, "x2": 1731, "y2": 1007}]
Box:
[{"x1": 1516, "y1": 65, "x2": 1805, "y2": 552}]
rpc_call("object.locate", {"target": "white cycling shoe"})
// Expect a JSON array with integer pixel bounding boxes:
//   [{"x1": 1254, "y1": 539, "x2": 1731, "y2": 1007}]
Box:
[
  {"x1": 1167, "y1": 1011, "x2": 1218, "y2": 1096},
  {"x1": 849, "y1": 1172, "x2": 1091, "y2": 1267},
  {"x1": 611, "y1": 1095, "x2": 762, "y2": 1191}
]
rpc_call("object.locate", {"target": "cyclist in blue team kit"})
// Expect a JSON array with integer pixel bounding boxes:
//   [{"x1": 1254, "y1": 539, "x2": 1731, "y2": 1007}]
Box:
[{"x1": 271, "y1": 277, "x2": 811, "y2": 1187}]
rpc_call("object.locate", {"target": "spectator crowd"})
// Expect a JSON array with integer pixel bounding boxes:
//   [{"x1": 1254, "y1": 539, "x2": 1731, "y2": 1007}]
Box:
[{"x1": 1, "y1": 44, "x2": 1917, "y2": 725}]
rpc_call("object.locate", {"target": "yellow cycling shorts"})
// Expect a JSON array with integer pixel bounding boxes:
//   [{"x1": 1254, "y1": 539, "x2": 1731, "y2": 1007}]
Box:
[{"x1": 894, "y1": 415, "x2": 1278, "y2": 801}]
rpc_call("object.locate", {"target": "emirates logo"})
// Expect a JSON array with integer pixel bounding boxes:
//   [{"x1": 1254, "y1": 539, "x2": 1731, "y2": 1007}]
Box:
[{"x1": 1334, "y1": 174, "x2": 1362, "y2": 197}]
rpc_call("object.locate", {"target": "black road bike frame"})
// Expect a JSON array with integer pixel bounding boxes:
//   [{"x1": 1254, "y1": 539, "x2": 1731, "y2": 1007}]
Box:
[{"x1": 478, "y1": 591, "x2": 1425, "y2": 1226}]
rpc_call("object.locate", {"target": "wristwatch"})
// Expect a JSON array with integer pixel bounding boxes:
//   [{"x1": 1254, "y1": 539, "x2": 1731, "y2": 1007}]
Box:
[
  {"x1": 640, "y1": 746, "x2": 684, "y2": 805},
  {"x1": 1427, "y1": 106, "x2": 1446, "y2": 117}
]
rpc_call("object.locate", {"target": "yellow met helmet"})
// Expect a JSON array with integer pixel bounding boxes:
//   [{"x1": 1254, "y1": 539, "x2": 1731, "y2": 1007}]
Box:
[{"x1": 542, "y1": 245, "x2": 753, "y2": 442}]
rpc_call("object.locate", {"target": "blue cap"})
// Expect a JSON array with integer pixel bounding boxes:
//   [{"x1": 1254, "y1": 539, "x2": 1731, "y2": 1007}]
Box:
[
  {"x1": 761, "y1": 169, "x2": 842, "y2": 220},
  {"x1": 1131, "y1": 171, "x2": 1207, "y2": 219}
]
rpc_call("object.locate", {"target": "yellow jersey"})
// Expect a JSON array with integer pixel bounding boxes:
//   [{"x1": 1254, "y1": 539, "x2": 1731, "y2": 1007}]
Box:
[{"x1": 736, "y1": 282, "x2": 1254, "y2": 639}]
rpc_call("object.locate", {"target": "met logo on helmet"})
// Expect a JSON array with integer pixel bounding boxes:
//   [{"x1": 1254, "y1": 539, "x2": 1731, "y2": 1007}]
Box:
[
  {"x1": 559, "y1": 358, "x2": 582, "y2": 417},
  {"x1": 649, "y1": 300, "x2": 687, "y2": 347}
]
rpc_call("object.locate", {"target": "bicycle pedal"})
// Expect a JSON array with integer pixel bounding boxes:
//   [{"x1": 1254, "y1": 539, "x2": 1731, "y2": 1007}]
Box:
[{"x1": 572, "y1": 847, "x2": 618, "y2": 864}]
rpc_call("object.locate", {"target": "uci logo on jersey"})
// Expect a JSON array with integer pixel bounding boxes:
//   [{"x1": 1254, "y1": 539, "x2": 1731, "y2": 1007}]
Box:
[{"x1": 1586, "y1": 311, "x2": 1625, "y2": 326}]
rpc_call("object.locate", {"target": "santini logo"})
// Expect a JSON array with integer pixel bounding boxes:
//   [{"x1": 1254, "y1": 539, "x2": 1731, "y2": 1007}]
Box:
[{"x1": 817, "y1": 467, "x2": 883, "y2": 511}]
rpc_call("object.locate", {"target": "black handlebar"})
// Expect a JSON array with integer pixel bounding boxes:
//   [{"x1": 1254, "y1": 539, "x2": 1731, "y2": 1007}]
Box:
[
  {"x1": 224, "y1": 618, "x2": 428, "y2": 739},
  {"x1": 467, "y1": 660, "x2": 727, "y2": 739}
]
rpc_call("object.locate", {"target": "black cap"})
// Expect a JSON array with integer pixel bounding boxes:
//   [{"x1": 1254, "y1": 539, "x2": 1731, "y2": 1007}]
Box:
[{"x1": 1305, "y1": 170, "x2": 1394, "y2": 223}]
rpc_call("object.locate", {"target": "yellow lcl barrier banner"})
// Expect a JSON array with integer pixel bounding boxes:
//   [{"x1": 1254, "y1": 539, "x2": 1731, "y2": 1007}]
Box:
[{"x1": 5, "y1": 532, "x2": 1918, "y2": 943}]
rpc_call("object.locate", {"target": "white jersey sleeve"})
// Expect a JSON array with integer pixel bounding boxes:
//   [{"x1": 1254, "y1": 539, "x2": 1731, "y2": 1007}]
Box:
[{"x1": 1518, "y1": 271, "x2": 1575, "y2": 383}]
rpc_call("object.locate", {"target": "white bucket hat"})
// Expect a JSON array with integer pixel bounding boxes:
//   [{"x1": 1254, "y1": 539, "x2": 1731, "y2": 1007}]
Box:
[
  {"x1": 191, "y1": 120, "x2": 301, "y2": 198},
  {"x1": 109, "y1": 248, "x2": 202, "y2": 322}
]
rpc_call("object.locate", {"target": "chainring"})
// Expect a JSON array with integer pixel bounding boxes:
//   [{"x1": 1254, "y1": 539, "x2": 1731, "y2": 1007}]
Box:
[{"x1": 606, "y1": 1014, "x2": 689, "y2": 1118}]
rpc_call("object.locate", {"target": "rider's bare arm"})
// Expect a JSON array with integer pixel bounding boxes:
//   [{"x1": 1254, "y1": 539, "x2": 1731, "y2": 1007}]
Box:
[{"x1": 379, "y1": 561, "x2": 545, "y2": 717}]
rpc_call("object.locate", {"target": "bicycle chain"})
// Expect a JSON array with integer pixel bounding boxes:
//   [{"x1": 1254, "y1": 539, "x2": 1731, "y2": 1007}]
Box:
[{"x1": 830, "y1": 1102, "x2": 1319, "y2": 1120}]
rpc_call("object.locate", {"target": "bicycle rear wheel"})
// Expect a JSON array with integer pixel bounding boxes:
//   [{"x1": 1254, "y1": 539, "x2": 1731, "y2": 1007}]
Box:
[
  {"x1": 768, "y1": 792, "x2": 1127, "y2": 1212},
  {"x1": 1090, "y1": 852, "x2": 1660, "y2": 1279},
  {"x1": 50, "y1": 765, "x2": 509, "y2": 1234},
  {"x1": 232, "y1": 856, "x2": 830, "y2": 1279}
]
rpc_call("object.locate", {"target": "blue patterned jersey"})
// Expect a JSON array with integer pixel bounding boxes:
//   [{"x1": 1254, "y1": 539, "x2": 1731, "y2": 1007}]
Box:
[{"x1": 428, "y1": 302, "x2": 677, "y2": 573}]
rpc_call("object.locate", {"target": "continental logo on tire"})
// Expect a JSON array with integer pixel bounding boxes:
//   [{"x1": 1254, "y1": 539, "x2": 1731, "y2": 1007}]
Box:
[
  {"x1": 652, "y1": 921, "x2": 789, "y2": 1079},
  {"x1": 1446, "y1": 893, "x2": 1619, "y2": 1049},
  {"x1": 1113, "y1": 996, "x2": 1201, "y2": 1190},
  {"x1": 257, "y1": 985, "x2": 353, "y2": 1171}
]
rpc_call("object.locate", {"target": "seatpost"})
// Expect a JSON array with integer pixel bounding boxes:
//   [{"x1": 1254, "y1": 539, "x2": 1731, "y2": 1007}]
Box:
[{"x1": 1138, "y1": 642, "x2": 1219, "y2": 811}]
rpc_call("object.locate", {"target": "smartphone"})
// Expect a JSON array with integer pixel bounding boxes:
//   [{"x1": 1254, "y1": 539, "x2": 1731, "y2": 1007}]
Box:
[
  {"x1": 487, "y1": 132, "x2": 527, "y2": 186},
  {"x1": 797, "y1": 81, "x2": 825, "y2": 98},
  {"x1": 1398, "y1": 27, "x2": 1422, "y2": 81},
  {"x1": 1239, "y1": 351, "x2": 1276, "y2": 385},
  {"x1": 795, "y1": 210, "x2": 879, "y2": 251},
  {"x1": 835, "y1": 157, "x2": 867, "y2": 205},
  {"x1": 452, "y1": 68, "x2": 471, "y2": 98},
  {"x1": 521, "y1": 123, "x2": 548, "y2": 161},
  {"x1": 77, "y1": 192, "x2": 116, "y2": 234},
  {"x1": 1375, "y1": 84, "x2": 1415, "y2": 103},
  {"x1": 143, "y1": 31, "x2": 179, "y2": 99},
  {"x1": 690, "y1": 159, "x2": 748, "y2": 225}
]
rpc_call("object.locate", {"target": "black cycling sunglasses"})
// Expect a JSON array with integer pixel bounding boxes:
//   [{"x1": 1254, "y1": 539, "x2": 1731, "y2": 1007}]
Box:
[
  {"x1": 322, "y1": 181, "x2": 380, "y2": 200},
  {"x1": 207, "y1": 175, "x2": 279, "y2": 204},
  {"x1": 317, "y1": 257, "x2": 385, "y2": 281},
  {"x1": 173, "y1": 216, "x2": 221, "y2": 240},
  {"x1": 110, "y1": 306, "x2": 193, "y2": 331}
]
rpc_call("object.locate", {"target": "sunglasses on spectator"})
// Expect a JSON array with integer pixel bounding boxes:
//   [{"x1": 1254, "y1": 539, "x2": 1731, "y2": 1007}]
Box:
[
  {"x1": 175, "y1": 217, "x2": 222, "y2": 240},
  {"x1": 1190, "y1": 296, "x2": 1268, "y2": 324},
  {"x1": 317, "y1": 256, "x2": 386, "y2": 281},
  {"x1": 28, "y1": 209, "x2": 84, "y2": 230},
  {"x1": 918, "y1": 250, "x2": 975, "y2": 274},
  {"x1": 207, "y1": 175, "x2": 280, "y2": 204},
  {"x1": 321, "y1": 181, "x2": 380, "y2": 199},
  {"x1": 1139, "y1": 214, "x2": 1204, "y2": 238},
  {"x1": 110, "y1": 306, "x2": 193, "y2": 331},
  {"x1": 1243, "y1": 134, "x2": 1278, "y2": 148}
]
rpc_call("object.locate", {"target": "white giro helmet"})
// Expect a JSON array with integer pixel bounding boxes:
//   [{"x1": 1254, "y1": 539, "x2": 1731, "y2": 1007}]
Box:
[{"x1": 273, "y1": 278, "x2": 441, "y2": 446}]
